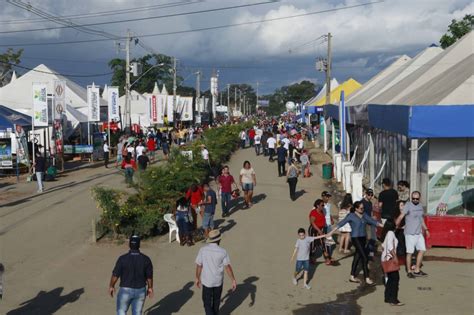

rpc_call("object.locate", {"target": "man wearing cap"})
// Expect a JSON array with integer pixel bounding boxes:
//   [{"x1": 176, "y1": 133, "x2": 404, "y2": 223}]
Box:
[
  {"x1": 109, "y1": 235, "x2": 153, "y2": 315},
  {"x1": 195, "y1": 230, "x2": 237, "y2": 315}
]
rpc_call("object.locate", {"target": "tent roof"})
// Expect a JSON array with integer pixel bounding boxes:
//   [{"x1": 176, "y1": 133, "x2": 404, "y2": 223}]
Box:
[
  {"x1": 0, "y1": 104, "x2": 31, "y2": 129},
  {"x1": 311, "y1": 78, "x2": 361, "y2": 106},
  {"x1": 304, "y1": 78, "x2": 339, "y2": 106}
]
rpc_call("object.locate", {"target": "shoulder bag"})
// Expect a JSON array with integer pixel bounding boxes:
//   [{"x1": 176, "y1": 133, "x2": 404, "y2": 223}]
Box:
[{"x1": 381, "y1": 238, "x2": 400, "y2": 273}]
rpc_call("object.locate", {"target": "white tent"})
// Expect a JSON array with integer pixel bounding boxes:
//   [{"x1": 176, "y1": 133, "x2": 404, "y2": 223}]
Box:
[
  {"x1": 304, "y1": 78, "x2": 339, "y2": 106},
  {"x1": 0, "y1": 64, "x2": 91, "y2": 131},
  {"x1": 119, "y1": 90, "x2": 149, "y2": 127}
]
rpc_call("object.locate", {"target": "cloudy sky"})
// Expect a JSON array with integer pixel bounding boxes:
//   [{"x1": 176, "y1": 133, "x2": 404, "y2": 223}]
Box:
[{"x1": 1, "y1": 0, "x2": 472, "y2": 94}]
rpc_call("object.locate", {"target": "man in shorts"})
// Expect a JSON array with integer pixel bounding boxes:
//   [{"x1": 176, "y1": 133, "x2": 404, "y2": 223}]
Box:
[
  {"x1": 200, "y1": 183, "x2": 217, "y2": 239},
  {"x1": 396, "y1": 191, "x2": 430, "y2": 278}
]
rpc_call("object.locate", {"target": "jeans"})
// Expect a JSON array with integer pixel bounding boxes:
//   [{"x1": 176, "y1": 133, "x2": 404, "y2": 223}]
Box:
[
  {"x1": 384, "y1": 271, "x2": 400, "y2": 303},
  {"x1": 202, "y1": 212, "x2": 214, "y2": 230},
  {"x1": 268, "y1": 148, "x2": 275, "y2": 161},
  {"x1": 221, "y1": 192, "x2": 231, "y2": 215},
  {"x1": 351, "y1": 237, "x2": 369, "y2": 278},
  {"x1": 295, "y1": 260, "x2": 310, "y2": 272},
  {"x1": 255, "y1": 144, "x2": 261, "y2": 155},
  {"x1": 277, "y1": 161, "x2": 286, "y2": 176},
  {"x1": 176, "y1": 211, "x2": 190, "y2": 236},
  {"x1": 241, "y1": 140, "x2": 246, "y2": 149},
  {"x1": 202, "y1": 285, "x2": 223, "y2": 315},
  {"x1": 104, "y1": 152, "x2": 109, "y2": 167},
  {"x1": 36, "y1": 171, "x2": 44, "y2": 192},
  {"x1": 116, "y1": 287, "x2": 146, "y2": 315},
  {"x1": 287, "y1": 177, "x2": 297, "y2": 200}
]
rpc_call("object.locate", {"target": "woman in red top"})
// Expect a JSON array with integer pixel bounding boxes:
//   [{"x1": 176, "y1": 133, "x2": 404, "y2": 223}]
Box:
[
  {"x1": 147, "y1": 137, "x2": 156, "y2": 161},
  {"x1": 309, "y1": 199, "x2": 332, "y2": 265},
  {"x1": 121, "y1": 153, "x2": 137, "y2": 185},
  {"x1": 186, "y1": 184, "x2": 203, "y2": 230}
]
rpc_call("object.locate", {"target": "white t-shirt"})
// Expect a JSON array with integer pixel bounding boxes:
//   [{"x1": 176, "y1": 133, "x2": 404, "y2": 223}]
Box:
[
  {"x1": 127, "y1": 146, "x2": 135, "y2": 157},
  {"x1": 256, "y1": 129, "x2": 263, "y2": 136},
  {"x1": 240, "y1": 167, "x2": 255, "y2": 184},
  {"x1": 195, "y1": 243, "x2": 231, "y2": 288},
  {"x1": 201, "y1": 148, "x2": 209, "y2": 161},
  {"x1": 103, "y1": 143, "x2": 109, "y2": 153},
  {"x1": 267, "y1": 137, "x2": 276, "y2": 149},
  {"x1": 298, "y1": 139, "x2": 304, "y2": 149},
  {"x1": 136, "y1": 145, "x2": 145, "y2": 157},
  {"x1": 240, "y1": 131, "x2": 246, "y2": 140},
  {"x1": 281, "y1": 138, "x2": 290, "y2": 150},
  {"x1": 254, "y1": 135, "x2": 261, "y2": 145}
]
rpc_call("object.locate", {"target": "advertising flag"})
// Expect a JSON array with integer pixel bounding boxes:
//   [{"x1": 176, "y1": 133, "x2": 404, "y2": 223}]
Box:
[
  {"x1": 166, "y1": 95, "x2": 175, "y2": 122},
  {"x1": 107, "y1": 87, "x2": 120, "y2": 121},
  {"x1": 148, "y1": 95, "x2": 158, "y2": 124},
  {"x1": 0, "y1": 138, "x2": 13, "y2": 169},
  {"x1": 53, "y1": 80, "x2": 66, "y2": 120},
  {"x1": 177, "y1": 97, "x2": 193, "y2": 121},
  {"x1": 156, "y1": 94, "x2": 165, "y2": 124},
  {"x1": 32, "y1": 83, "x2": 48, "y2": 127},
  {"x1": 87, "y1": 85, "x2": 100, "y2": 122}
]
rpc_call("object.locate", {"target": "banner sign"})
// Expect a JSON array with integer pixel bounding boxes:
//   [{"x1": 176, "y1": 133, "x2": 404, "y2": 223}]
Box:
[
  {"x1": 148, "y1": 95, "x2": 158, "y2": 124},
  {"x1": 107, "y1": 86, "x2": 120, "y2": 121},
  {"x1": 32, "y1": 83, "x2": 48, "y2": 127},
  {"x1": 176, "y1": 97, "x2": 193, "y2": 121},
  {"x1": 166, "y1": 95, "x2": 175, "y2": 122},
  {"x1": 156, "y1": 94, "x2": 166, "y2": 124},
  {"x1": 63, "y1": 144, "x2": 93, "y2": 154},
  {"x1": 87, "y1": 85, "x2": 100, "y2": 122},
  {"x1": 257, "y1": 100, "x2": 270, "y2": 107},
  {"x1": 0, "y1": 138, "x2": 13, "y2": 169},
  {"x1": 14, "y1": 125, "x2": 30, "y2": 166},
  {"x1": 53, "y1": 80, "x2": 66, "y2": 120}
]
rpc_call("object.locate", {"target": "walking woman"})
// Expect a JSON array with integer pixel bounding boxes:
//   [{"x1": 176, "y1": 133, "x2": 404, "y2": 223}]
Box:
[
  {"x1": 173, "y1": 197, "x2": 194, "y2": 246},
  {"x1": 381, "y1": 219, "x2": 404, "y2": 306},
  {"x1": 121, "y1": 153, "x2": 137, "y2": 185},
  {"x1": 308, "y1": 199, "x2": 333, "y2": 265},
  {"x1": 286, "y1": 159, "x2": 299, "y2": 201},
  {"x1": 338, "y1": 197, "x2": 353, "y2": 254},
  {"x1": 239, "y1": 161, "x2": 256, "y2": 208},
  {"x1": 327, "y1": 201, "x2": 384, "y2": 284}
]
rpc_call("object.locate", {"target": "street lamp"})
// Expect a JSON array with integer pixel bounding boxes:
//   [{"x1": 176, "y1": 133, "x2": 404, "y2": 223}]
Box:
[{"x1": 130, "y1": 63, "x2": 165, "y2": 88}]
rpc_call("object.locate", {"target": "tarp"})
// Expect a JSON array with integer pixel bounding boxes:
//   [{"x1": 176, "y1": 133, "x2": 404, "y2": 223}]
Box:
[
  {"x1": 0, "y1": 105, "x2": 31, "y2": 129},
  {"x1": 311, "y1": 78, "x2": 361, "y2": 106}
]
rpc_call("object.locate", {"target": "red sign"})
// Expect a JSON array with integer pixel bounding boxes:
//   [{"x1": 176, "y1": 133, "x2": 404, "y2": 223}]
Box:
[{"x1": 152, "y1": 95, "x2": 157, "y2": 123}]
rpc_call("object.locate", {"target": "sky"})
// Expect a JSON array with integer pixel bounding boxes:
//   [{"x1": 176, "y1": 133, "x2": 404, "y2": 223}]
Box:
[{"x1": 0, "y1": 0, "x2": 472, "y2": 95}]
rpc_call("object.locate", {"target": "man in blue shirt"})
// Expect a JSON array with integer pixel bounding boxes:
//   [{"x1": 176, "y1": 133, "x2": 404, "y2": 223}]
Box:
[
  {"x1": 200, "y1": 183, "x2": 217, "y2": 239},
  {"x1": 276, "y1": 143, "x2": 287, "y2": 177}
]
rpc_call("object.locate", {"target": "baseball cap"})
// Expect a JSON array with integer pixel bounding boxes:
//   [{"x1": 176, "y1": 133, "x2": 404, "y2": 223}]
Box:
[
  {"x1": 321, "y1": 191, "x2": 332, "y2": 197},
  {"x1": 129, "y1": 235, "x2": 141, "y2": 250},
  {"x1": 366, "y1": 189, "x2": 374, "y2": 195}
]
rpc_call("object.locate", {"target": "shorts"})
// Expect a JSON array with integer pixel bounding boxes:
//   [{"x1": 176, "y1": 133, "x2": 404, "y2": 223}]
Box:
[
  {"x1": 405, "y1": 234, "x2": 426, "y2": 254},
  {"x1": 242, "y1": 183, "x2": 254, "y2": 191},
  {"x1": 295, "y1": 260, "x2": 310, "y2": 273},
  {"x1": 202, "y1": 212, "x2": 214, "y2": 229}
]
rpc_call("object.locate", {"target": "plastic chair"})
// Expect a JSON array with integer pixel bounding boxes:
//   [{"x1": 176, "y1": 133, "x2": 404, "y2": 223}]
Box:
[{"x1": 164, "y1": 214, "x2": 180, "y2": 244}]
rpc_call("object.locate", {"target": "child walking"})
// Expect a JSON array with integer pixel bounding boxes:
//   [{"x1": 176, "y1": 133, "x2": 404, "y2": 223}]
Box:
[{"x1": 291, "y1": 228, "x2": 325, "y2": 289}]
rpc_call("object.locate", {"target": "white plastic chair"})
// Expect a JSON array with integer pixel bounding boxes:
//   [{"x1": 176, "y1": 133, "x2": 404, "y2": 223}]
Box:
[{"x1": 164, "y1": 214, "x2": 180, "y2": 244}]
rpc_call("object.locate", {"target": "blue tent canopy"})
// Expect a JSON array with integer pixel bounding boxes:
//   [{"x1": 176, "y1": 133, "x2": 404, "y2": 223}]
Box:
[{"x1": 0, "y1": 105, "x2": 31, "y2": 130}]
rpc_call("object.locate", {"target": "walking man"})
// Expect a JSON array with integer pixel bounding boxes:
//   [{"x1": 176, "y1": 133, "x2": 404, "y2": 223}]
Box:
[
  {"x1": 195, "y1": 230, "x2": 237, "y2": 315},
  {"x1": 267, "y1": 133, "x2": 276, "y2": 161},
  {"x1": 396, "y1": 191, "x2": 430, "y2": 278},
  {"x1": 109, "y1": 235, "x2": 153, "y2": 315},
  {"x1": 379, "y1": 178, "x2": 399, "y2": 222},
  {"x1": 34, "y1": 152, "x2": 45, "y2": 193},
  {"x1": 103, "y1": 141, "x2": 110, "y2": 168},
  {"x1": 276, "y1": 143, "x2": 287, "y2": 176}
]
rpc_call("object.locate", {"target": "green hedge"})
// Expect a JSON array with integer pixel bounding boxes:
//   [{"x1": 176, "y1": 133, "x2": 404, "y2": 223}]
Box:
[{"x1": 92, "y1": 122, "x2": 251, "y2": 238}]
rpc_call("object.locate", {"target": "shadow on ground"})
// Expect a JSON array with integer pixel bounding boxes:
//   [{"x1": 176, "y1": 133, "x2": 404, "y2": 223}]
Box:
[
  {"x1": 220, "y1": 276, "x2": 259, "y2": 315},
  {"x1": 145, "y1": 282, "x2": 194, "y2": 315},
  {"x1": 7, "y1": 287, "x2": 84, "y2": 315}
]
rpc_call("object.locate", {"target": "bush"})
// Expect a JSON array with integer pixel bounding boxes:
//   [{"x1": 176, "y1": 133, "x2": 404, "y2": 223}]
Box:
[{"x1": 92, "y1": 122, "x2": 252, "y2": 238}]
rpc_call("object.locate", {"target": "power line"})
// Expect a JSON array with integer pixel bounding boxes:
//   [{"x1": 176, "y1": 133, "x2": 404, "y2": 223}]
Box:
[
  {"x1": 0, "y1": 1, "x2": 276, "y2": 34},
  {"x1": 0, "y1": 1, "x2": 383, "y2": 48},
  {"x1": 0, "y1": 1, "x2": 200, "y2": 25},
  {"x1": 0, "y1": 60, "x2": 113, "y2": 77}
]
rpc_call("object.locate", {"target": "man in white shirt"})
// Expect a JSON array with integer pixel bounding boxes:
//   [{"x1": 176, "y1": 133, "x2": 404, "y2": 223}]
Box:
[
  {"x1": 240, "y1": 130, "x2": 247, "y2": 149},
  {"x1": 201, "y1": 145, "x2": 210, "y2": 163},
  {"x1": 135, "y1": 142, "x2": 145, "y2": 158},
  {"x1": 103, "y1": 141, "x2": 110, "y2": 168},
  {"x1": 266, "y1": 134, "x2": 277, "y2": 161},
  {"x1": 196, "y1": 230, "x2": 236, "y2": 315},
  {"x1": 281, "y1": 137, "x2": 290, "y2": 150}
]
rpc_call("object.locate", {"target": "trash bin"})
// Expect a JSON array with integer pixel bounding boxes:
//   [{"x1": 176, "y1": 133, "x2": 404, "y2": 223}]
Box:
[{"x1": 322, "y1": 163, "x2": 333, "y2": 179}]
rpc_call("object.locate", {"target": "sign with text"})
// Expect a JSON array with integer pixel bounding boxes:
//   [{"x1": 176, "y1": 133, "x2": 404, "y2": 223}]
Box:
[
  {"x1": 53, "y1": 80, "x2": 66, "y2": 120},
  {"x1": 0, "y1": 138, "x2": 12, "y2": 169},
  {"x1": 107, "y1": 86, "x2": 120, "y2": 121},
  {"x1": 148, "y1": 95, "x2": 158, "y2": 124},
  {"x1": 87, "y1": 85, "x2": 100, "y2": 122},
  {"x1": 63, "y1": 144, "x2": 93, "y2": 154},
  {"x1": 32, "y1": 83, "x2": 48, "y2": 126},
  {"x1": 176, "y1": 97, "x2": 193, "y2": 121}
]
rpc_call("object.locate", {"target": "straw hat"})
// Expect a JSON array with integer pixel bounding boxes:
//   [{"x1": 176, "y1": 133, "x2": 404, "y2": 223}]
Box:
[{"x1": 207, "y1": 230, "x2": 222, "y2": 243}]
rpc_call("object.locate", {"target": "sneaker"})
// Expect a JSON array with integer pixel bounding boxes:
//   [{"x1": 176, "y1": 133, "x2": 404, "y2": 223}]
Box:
[
  {"x1": 292, "y1": 278, "x2": 297, "y2": 285},
  {"x1": 413, "y1": 271, "x2": 428, "y2": 277},
  {"x1": 304, "y1": 284, "x2": 311, "y2": 290},
  {"x1": 407, "y1": 272, "x2": 416, "y2": 279}
]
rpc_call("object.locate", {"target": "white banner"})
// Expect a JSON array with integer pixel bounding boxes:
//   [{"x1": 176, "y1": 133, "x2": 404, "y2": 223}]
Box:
[
  {"x1": 177, "y1": 97, "x2": 193, "y2": 121},
  {"x1": 53, "y1": 80, "x2": 66, "y2": 120},
  {"x1": 32, "y1": 83, "x2": 48, "y2": 127},
  {"x1": 166, "y1": 95, "x2": 176, "y2": 122},
  {"x1": 87, "y1": 85, "x2": 100, "y2": 122},
  {"x1": 107, "y1": 87, "x2": 120, "y2": 121},
  {"x1": 156, "y1": 94, "x2": 166, "y2": 124},
  {"x1": 147, "y1": 95, "x2": 158, "y2": 124}
]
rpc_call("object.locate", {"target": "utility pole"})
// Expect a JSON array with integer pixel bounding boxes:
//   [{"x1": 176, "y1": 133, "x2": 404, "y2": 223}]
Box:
[
  {"x1": 195, "y1": 70, "x2": 201, "y2": 124},
  {"x1": 325, "y1": 33, "x2": 332, "y2": 107},
  {"x1": 124, "y1": 30, "x2": 131, "y2": 132},
  {"x1": 172, "y1": 57, "x2": 177, "y2": 127},
  {"x1": 239, "y1": 89, "x2": 242, "y2": 113},
  {"x1": 243, "y1": 95, "x2": 246, "y2": 116},
  {"x1": 227, "y1": 84, "x2": 230, "y2": 120},
  {"x1": 234, "y1": 87, "x2": 237, "y2": 115},
  {"x1": 256, "y1": 81, "x2": 259, "y2": 114}
]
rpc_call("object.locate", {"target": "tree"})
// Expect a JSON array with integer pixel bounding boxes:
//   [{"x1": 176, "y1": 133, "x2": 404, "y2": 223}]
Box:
[
  {"x1": 0, "y1": 48, "x2": 23, "y2": 87},
  {"x1": 440, "y1": 14, "x2": 474, "y2": 49},
  {"x1": 265, "y1": 80, "x2": 319, "y2": 115},
  {"x1": 108, "y1": 53, "x2": 183, "y2": 95}
]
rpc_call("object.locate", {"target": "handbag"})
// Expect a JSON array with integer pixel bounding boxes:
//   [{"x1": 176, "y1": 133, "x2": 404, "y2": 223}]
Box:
[{"x1": 381, "y1": 239, "x2": 400, "y2": 273}]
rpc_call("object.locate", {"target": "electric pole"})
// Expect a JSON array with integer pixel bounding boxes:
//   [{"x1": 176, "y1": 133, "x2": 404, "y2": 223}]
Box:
[
  {"x1": 234, "y1": 87, "x2": 237, "y2": 116},
  {"x1": 227, "y1": 84, "x2": 230, "y2": 120},
  {"x1": 325, "y1": 33, "x2": 332, "y2": 107},
  {"x1": 125, "y1": 30, "x2": 131, "y2": 131},
  {"x1": 239, "y1": 89, "x2": 242, "y2": 113},
  {"x1": 195, "y1": 70, "x2": 201, "y2": 124},
  {"x1": 172, "y1": 57, "x2": 177, "y2": 126},
  {"x1": 256, "y1": 81, "x2": 259, "y2": 114}
]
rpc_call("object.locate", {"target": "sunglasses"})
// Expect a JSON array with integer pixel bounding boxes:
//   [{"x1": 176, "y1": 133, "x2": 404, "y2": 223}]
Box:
[{"x1": 412, "y1": 198, "x2": 420, "y2": 201}]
